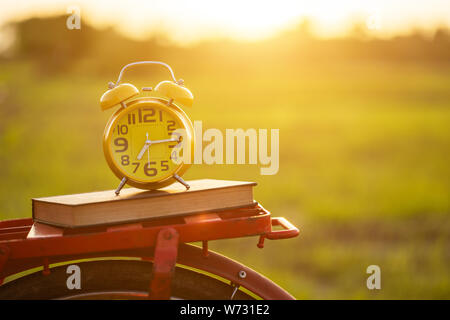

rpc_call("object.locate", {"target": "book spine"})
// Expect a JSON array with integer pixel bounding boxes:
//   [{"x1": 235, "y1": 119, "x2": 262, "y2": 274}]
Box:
[{"x1": 31, "y1": 199, "x2": 35, "y2": 221}]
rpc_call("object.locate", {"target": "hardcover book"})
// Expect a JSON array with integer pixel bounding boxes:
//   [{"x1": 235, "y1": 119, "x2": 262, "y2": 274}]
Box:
[{"x1": 32, "y1": 179, "x2": 256, "y2": 228}]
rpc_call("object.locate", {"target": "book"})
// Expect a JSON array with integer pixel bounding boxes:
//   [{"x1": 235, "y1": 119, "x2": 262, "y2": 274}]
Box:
[{"x1": 32, "y1": 179, "x2": 257, "y2": 228}]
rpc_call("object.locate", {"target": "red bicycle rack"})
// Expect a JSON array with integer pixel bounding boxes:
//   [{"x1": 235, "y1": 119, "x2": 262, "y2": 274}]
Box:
[{"x1": 0, "y1": 203, "x2": 299, "y2": 299}]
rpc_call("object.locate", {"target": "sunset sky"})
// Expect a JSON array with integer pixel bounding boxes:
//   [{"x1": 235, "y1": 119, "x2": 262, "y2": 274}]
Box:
[{"x1": 0, "y1": 0, "x2": 449, "y2": 43}]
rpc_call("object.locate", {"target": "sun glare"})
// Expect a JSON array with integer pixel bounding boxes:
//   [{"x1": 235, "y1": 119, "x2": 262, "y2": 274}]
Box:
[{"x1": 0, "y1": 0, "x2": 449, "y2": 44}]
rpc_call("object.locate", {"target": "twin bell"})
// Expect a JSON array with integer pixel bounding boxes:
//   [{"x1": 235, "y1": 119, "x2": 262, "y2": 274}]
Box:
[{"x1": 100, "y1": 79, "x2": 194, "y2": 111}]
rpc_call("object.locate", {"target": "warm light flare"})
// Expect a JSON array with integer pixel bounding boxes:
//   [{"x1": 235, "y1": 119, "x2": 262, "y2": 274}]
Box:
[{"x1": 0, "y1": 0, "x2": 449, "y2": 43}]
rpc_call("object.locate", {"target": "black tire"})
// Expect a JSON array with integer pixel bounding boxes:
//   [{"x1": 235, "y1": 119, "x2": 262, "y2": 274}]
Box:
[{"x1": 0, "y1": 259, "x2": 254, "y2": 300}]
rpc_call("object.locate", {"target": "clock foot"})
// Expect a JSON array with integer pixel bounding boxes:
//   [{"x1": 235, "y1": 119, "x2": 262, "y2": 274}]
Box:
[
  {"x1": 115, "y1": 177, "x2": 128, "y2": 195},
  {"x1": 173, "y1": 174, "x2": 190, "y2": 190}
]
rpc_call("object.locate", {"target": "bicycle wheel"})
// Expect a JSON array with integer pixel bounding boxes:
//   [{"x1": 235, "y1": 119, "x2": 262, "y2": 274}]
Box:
[{"x1": 0, "y1": 259, "x2": 255, "y2": 300}]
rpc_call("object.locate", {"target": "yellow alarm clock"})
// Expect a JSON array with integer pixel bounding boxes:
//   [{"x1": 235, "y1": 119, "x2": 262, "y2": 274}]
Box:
[{"x1": 100, "y1": 61, "x2": 194, "y2": 195}]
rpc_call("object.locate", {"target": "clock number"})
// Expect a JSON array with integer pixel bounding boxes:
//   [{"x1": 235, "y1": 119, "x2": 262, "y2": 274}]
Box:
[
  {"x1": 169, "y1": 132, "x2": 182, "y2": 149},
  {"x1": 144, "y1": 162, "x2": 157, "y2": 177},
  {"x1": 167, "y1": 120, "x2": 176, "y2": 134},
  {"x1": 127, "y1": 113, "x2": 136, "y2": 125},
  {"x1": 121, "y1": 155, "x2": 130, "y2": 166},
  {"x1": 114, "y1": 138, "x2": 128, "y2": 152},
  {"x1": 143, "y1": 108, "x2": 155, "y2": 123},
  {"x1": 127, "y1": 109, "x2": 161, "y2": 125},
  {"x1": 161, "y1": 160, "x2": 169, "y2": 171},
  {"x1": 116, "y1": 124, "x2": 128, "y2": 135},
  {"x1": 138, "y1": 108, "x2": 156, "y2": 123},
  {"x1": 132, "y1": 162, "x2": 140, "y2": 173}
]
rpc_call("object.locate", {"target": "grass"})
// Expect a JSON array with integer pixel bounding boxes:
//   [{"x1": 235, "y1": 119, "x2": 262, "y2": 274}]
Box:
[{"x1": 0, "y1": 59, "x2": 449, "y2": 298}]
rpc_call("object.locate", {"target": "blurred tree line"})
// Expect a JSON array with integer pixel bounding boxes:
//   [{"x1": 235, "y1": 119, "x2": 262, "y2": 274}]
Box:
[{"x1": 1, "y1": 15, "x2": 449, "y2": 76}]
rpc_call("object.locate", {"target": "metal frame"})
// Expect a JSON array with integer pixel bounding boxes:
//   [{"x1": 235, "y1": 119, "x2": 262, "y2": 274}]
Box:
[
  {"x1": 114, "y1": 61, "x2": 178, "y2": 87},
  {"x1": 0, "y1": 204, "x2": 299, "y2": 299}
]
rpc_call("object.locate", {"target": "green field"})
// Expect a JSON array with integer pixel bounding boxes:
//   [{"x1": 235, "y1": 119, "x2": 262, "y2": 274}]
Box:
[{"x1": 0, "y1": 59, "x2": 449, "y2": 299}]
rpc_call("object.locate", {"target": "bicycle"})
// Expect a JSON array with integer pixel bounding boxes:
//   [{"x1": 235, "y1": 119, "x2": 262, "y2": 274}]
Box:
[{"x1": 0, "y1": 203, "x2": 298, "y2": 300}]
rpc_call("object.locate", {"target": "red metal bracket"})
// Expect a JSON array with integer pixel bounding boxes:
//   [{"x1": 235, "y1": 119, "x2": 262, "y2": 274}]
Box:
[
  {"x1": 149, "y1": 227, "x2": 179, "y2": 300},
  {"x1": 0, "y1": 245, "x2": 10, "y2": 284},
  {"x1": 258, "y1": 217, "x2": 299, "y2": 248},
  {"x1": 266, "y1": 217, "x2": 299, "y2": 240}
]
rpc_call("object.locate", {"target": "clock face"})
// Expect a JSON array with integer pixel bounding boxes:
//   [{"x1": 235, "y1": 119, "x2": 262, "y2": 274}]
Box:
[{"x1": 105, "y1": 100, "x2": 189, "y2": 184}]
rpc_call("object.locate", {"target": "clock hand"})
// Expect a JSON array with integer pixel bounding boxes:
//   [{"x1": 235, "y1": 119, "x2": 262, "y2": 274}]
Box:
[
  {"x1": 150, "y1": 138, "x2": 180, "y2": 144},
  {"x1": 137, "y1": 137, "x2": 180, "y2": 160},
  {"x1": 147, "y1": 132, "x2": 151, "y2": 165},
  {"x1": 137, "y1": 143, "x2": 150, "y2": 160},
  {"x1": 137, "y1": 132, "x2": 152, "y2": 160}
]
